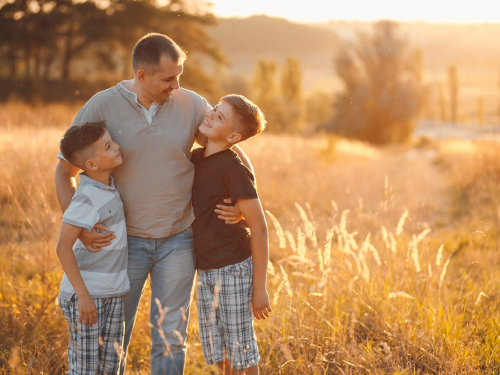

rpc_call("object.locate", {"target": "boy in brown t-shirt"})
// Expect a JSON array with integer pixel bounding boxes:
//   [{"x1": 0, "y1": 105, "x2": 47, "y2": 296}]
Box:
[{"x1": 191, "y1": 95, "x2": 271, "y2": 374}]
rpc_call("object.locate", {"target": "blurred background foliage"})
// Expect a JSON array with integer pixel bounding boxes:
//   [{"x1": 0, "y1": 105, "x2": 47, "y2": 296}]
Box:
[
  {"x1": 1, "y1": 0, "x2": 500, "y2": 144},
  {"x1": 0, "y1": 0, "x2": 222, "y2": 100}
]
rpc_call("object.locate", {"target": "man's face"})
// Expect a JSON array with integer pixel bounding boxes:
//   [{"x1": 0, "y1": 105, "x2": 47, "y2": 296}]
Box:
[
  {"x1": 199, "y1": 101, "x2": 238, "y2": 143},
  {"x1": 89, "y1": 130, "x2": 122, "y2": 171},
  {"x1": 141, "y1": 56, "x2": 183, "y2": 103}
]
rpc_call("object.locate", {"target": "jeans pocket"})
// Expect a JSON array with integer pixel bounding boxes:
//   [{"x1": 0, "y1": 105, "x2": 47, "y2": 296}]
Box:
[{"x1": 182, "y1": 226, "x2": 194, "y2": 239}]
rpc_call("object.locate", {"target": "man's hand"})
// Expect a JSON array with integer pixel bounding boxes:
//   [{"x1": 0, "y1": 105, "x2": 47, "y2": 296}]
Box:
[
  {"x1": 215, "y1": 198, "x2": 244, "y2": 224},
  {"x1": 78, "y1": 293, "x2": 97, "y2": 327},
  {"x1": 79, "y1": 223, "x2": 115, "y2": 252},
  {"x1": 252, "y1": 288, "x2": 271, "y2": 320}
]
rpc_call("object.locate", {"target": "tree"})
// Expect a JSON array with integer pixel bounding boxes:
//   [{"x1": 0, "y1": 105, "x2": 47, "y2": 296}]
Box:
[
  {"x1": 448, "y1": 64, "x2": 459, "y2": 124},
  {"x1": 498, "y1": 67, "x2": 500, "y2": 125},
  {"x1": 327, "y1": 21, "x2": 424, "y2": 145},
  {"x1": 306, "y1": 91, "x2": 334, "y2": 129},
  {"x1": 250, "y1": 57, "x2": 307, "y2": 133},
  {"x1": 59, "y1": 0, "x2": 112, "y2": 81},
  {"x1": 0, "y1": 0, "x2": 223, "y2": 100},
  {"x1": 0, "y1": 0, "x2": 111, "y2": 82},
  {"x1": 438, "y1": 83, "x2": 448, "y2": 122},
  {"x1": 280, "y1": 56, "x2": 304, "y2": 132},
  {"x1": 252, "y1": 59, "x2": 282, "y2": 131}
]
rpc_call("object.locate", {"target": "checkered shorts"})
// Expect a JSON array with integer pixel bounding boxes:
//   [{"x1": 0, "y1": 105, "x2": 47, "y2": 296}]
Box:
[
  {"x1": 59, "y1": 295, "x2": 124, "y2": 375},
  {"x1": 196, "y1": 257, "x2": 260, "y2": 370}
]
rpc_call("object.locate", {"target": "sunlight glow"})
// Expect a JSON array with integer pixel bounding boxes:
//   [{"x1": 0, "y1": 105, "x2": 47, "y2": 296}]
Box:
[{"x1": 212, "y1": 0, "x2": 500, "y2": 23}]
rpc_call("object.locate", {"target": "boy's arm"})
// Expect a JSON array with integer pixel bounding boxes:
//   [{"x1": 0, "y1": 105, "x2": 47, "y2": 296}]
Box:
[
  {"x1": 56, "y1": 223, "x2": 97, "y2": 327},
  {"x1": 236, "y1": 198, "x2": 271, "y2": 320},
  {"x1": 55, "y1": 159, "x2": 115, "y2": 251}
]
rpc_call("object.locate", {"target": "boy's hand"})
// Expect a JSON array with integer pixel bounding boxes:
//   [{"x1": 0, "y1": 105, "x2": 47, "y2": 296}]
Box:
[
  {"x1": 79, "y1": 223, "x2": 115, "y2": 252},
  {"x1": 78, "y1": 293, "x2": 97, "y2": 327},
  {"x1": 215, "y1": 198, "x2": 243, "y2": 224},
  {"x1": 251, "y1": 289, "x2": 271, "y2": 320}
]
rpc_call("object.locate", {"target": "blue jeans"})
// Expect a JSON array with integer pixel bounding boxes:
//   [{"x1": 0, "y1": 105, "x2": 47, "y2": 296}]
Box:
[{"x1": 119, "y1": 227, "x2": 195, "y2": 375}]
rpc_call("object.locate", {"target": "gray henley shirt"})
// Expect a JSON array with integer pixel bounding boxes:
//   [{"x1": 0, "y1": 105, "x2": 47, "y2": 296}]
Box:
[{"x1": 59, "y1": 81, "x2": 210, "y2": 238}]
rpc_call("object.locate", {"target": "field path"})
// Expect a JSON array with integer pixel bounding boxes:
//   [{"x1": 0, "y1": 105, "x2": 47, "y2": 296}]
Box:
[
  {"x1": 379, "y1": 147, "x2": 451, "y2": 229},
  {"x1": 250, "y1": 134, "x2": 453, "y2": 234}
]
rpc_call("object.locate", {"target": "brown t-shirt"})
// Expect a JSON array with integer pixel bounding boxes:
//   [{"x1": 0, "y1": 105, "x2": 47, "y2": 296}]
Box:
[
  {"x1": 191, "y1": 148, "x2": 258, "y2": 270},
  {"x1": 59, "y1": 81, "x2": 210, "y2": 238}
]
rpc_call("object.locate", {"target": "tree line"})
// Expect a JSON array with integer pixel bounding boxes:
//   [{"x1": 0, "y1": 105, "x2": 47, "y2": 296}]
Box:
[
  {"x1": 0, "y1": 0, "x2": 223, "y2": 100},
  {"x1": 3, "y1": 9, "x2": 499, "y2": 144}
]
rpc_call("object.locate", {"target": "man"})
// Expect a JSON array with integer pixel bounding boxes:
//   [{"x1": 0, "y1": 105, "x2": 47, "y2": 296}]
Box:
[{"x1": 55, "y1": 33, "x2": 248, "y2": 374}]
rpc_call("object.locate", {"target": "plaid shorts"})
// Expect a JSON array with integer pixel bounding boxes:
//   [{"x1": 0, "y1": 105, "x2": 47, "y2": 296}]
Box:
[
  {"x1": 59, "y1": 294, "x2": 124, "y2": 375},
  {"x1": 196, "y1": 257, "x2": 260, "y2": 370}
]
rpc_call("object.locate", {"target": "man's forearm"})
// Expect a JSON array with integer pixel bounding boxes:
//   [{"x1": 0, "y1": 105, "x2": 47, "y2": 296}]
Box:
[{"x1": 55, "y1": 160, "x2": 80, "y2": 212}]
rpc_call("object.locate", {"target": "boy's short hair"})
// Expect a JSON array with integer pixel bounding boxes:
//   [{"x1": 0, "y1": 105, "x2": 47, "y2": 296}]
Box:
[
  {"x1": 60, "y1": 121, "x2": 107, "y2": 170},
  {"x1": 221, "y1": 94, "x2": 267, "y2": 142},
  {"x1": 132, "y1": 33, "x2": 187, "y2": 74}
]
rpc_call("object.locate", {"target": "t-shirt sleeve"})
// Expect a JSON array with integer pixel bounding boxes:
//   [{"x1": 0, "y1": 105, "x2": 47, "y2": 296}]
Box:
[
  {"x1": 224, "y1": 165, "x2": 258, "y2": 202},
  {"x1": 62, "y1": 193, "x2": 100, "y2": 232},
  {"x1": 190, "y1": 148, "x2": 203, "y2": 162}
]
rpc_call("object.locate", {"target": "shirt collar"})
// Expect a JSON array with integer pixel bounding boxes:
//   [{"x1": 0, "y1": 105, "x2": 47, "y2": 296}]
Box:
[
  {"x1": 79, "y1": 173, "x2": 117, "y2": 191},
  {"x1": 117, "y1": 80, "x2": 161, "y2": 111}
]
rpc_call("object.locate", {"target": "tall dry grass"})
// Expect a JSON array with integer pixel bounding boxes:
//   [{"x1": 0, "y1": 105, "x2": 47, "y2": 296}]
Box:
[
  {"x1": 1, "y1": 103, "x2": 500, "y2": 374},
  {"x1": 437, "y1": 140, "x2": 500, "y2": 237}
]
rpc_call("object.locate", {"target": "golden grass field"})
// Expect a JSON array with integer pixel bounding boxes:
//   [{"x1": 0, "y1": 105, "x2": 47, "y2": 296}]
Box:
[{"x1": 2, "y1": 103, "x2": 500, "y2": 374}]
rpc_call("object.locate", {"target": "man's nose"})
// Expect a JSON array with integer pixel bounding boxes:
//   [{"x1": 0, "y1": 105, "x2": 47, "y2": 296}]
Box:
[{"x1": 171, "y1": 78, "x2": 180, "y2": 89}]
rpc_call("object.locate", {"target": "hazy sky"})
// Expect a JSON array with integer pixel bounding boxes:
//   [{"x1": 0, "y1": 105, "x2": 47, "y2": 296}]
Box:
[{"x1": 211, "y1": 0, "x2": 500, "y2": 23}]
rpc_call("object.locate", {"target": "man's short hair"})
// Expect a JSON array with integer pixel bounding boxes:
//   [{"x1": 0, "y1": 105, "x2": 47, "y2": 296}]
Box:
[
  {"x1": 60, "y1": 121, "x2": 107, "y2": 170},
  {"x1": 132, "y1": 33, "x2": 187, "y2": 74},
  {"x1": 221, "y1": 94, "x2": 267, "y2": 142}
]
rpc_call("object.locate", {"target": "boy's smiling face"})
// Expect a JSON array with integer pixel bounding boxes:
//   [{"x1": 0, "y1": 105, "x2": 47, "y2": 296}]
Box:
[
  {"x1": 87, "y1": 130, "x2": 122, "y2": 171},
  {"x1": 199, "y1": 101, "x2": 241, "y2": 144}
]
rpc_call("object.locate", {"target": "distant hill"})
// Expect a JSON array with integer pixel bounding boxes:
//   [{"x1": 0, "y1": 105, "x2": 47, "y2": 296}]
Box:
[
  {"x1": 206, "y1": 15, "x2": 500, "y2": 111},
  {"x1": 206, "y1": 15, "x2": 339, "y2": 78},
  {"x1": 207, "y1": 15, "x2": 339, "y2": 55}
]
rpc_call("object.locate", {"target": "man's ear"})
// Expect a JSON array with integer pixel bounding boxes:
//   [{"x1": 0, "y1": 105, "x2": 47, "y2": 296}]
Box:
[
  {"x1": 85, "y1": 159, "x2": 99, "y2": 171},
  {"x1": 137, "y1": 69, "x2": 148, "y2": 83},
  {"x1": 227, "y1": 133, "x2": 242, "y2": 144}
]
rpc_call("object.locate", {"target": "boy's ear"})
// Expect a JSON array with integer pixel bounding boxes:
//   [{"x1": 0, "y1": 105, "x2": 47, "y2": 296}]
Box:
[
  {"x1": 227, "y1": 132, "x2": 242, "y2": 144},
  {"x1": 85, "y1": 159, "x2": 99, "y2": 171}
]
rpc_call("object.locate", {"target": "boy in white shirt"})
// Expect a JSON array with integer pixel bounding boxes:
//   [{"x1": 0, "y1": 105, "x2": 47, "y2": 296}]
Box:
[{"x1": 57, "y1": 121, "x2": 129, "y2": 374}]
